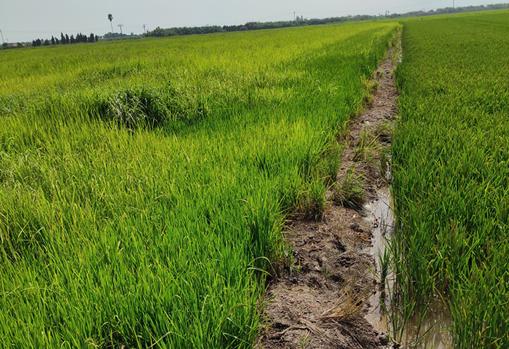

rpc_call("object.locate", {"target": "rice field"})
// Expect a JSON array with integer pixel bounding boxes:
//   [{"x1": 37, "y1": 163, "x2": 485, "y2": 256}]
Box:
[
  {"x1": 3, "y1": 7, "x2": 509, "y2": 348},
  {"x1": 392, "y1": 10, "x2": 509, "y2": 348},
  {"x1": 0, "y1": 22, "x2": 397, "y2": 347}
]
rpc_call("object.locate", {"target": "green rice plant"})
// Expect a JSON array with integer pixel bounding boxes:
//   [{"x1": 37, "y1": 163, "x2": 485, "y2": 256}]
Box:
[
  {"x1": 0, "y1": 21, "x2": 398, "y2": 347},
  {"x1": 296, "y1": 179, "x2": 327, "y2": 221},
  {"x1": 392, "y1": 9, "x2": 509, "y2": 348}
]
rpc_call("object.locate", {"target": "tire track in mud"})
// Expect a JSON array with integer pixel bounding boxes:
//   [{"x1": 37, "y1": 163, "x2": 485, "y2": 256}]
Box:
[{"x1": 259, "y1": 35, "x2": 401, "y2": 349}]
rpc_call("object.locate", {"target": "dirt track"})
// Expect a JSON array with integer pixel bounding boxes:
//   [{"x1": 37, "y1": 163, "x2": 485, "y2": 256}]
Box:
[{"x1": 259, "y1": 35, "x2": 401, "y2": 349}]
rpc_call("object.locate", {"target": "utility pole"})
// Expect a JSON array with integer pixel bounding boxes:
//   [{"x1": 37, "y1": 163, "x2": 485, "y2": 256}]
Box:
[
  {"x1": 293, "y1": 11, "x2": 296, "y2": 21},
  {"x1": 0, "y1": 30, "x2": 5, "y2": 44},
  {"x1": 143, "y1": 24, "x2": 147, "y2": 34},
  {"x1": 118, "y1": 24, "x2": 124, "y2": 35}
]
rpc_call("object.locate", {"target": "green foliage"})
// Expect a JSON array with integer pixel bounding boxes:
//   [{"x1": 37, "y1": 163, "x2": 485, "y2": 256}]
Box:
[
  {"x1": 0, "y1": 22, "x2": 397, "y2": 347},
  {"x1": 392, "y1": 10, "x2": 509, "y2": 348},
  {"x1": 89, "y1": 84, "x2": 208, "y2": 130},
  {"x1": 296, "y1": 179, "x2": 327, "y2": 221},
  {"x1": 333, "y1": 167, "x2": 365, "y2": 210},
  {"x1": 104, "y1": 87, "x2": 169, "y2": 129},
  {"x1": 353, "y1": 128, "x2": 382, "y2": 164}
]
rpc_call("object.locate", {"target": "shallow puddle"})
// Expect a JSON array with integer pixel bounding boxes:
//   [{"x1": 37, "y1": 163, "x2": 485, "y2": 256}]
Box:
[
  {"x1": 364, "y1": 189, "x2": 394, "y2": 336},
  {"x1": 399, "y1": 300, "x2": 453, "y2": 349}
]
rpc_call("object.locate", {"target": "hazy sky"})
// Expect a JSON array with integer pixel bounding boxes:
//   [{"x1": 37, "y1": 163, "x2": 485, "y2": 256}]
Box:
[{"x1": 0, "y1": 0, "x2": 499, "y2": 42}]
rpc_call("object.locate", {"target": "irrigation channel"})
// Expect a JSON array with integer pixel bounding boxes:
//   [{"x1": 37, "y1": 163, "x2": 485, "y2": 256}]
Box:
[{"x1": 259, "y1": 34, "x2": 452, "y2": 348}]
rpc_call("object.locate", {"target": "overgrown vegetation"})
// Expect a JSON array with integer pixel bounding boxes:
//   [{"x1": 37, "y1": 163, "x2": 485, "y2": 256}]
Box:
[
  {"x1": 391, "y1": 10, "x2": 509, "y2": 348},
  {"x1": 333, "y1": 167, "x2": 366, "y2": 210},
  {"x1": 0, "y1": 22, "x2": 397, "y2": 347}
]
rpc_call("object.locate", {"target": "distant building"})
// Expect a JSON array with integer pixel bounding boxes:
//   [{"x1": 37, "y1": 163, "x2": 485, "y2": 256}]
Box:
[{"x1": 1, "y1": 42, "x2": 25, "y2": 49}]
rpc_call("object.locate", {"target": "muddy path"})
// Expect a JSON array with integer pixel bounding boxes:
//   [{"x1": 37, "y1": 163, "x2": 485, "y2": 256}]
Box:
[{"x1": 258, "y1": 36, "x2": 401, "y2": 349}]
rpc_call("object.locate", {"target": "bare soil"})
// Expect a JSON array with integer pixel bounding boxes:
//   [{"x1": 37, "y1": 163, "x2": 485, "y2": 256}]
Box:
[{"x1": 258, "y1": 38, "x2": 400, "y2": 349}]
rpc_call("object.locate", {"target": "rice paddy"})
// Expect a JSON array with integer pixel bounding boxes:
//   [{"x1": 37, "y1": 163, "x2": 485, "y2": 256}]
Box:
[
  {"x1": 0, "y1": 22, "x2": 397, "y2": 347},
  {"x1": 2, "y1": 7, "x2": 509, "y2": 348},
  {"x1": 391, "y1": 10, "x2": 509, "y2": 348}
]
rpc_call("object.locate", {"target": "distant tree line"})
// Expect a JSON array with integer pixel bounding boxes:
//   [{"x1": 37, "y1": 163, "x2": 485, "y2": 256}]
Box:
[
  {"x1": 2, "y1": 2, "x2": 509, "y2": 50},
  {"x1": 146, "y1": 15, "x2": 369, "y2": 37},
  {"x1": 146, "y1": 3, "x2": 509, "y2": 38},
  {"x1": 31, "y1": 33, "x2": 99, "y2": 47},
  {"x1": 388, "y1": 3, "x2": 509, "y2": 18}
]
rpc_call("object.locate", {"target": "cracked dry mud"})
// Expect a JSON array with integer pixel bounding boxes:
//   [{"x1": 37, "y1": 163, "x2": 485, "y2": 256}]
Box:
[{"x1": 259, "y1": 38, "x2": 400, "y2": 349}]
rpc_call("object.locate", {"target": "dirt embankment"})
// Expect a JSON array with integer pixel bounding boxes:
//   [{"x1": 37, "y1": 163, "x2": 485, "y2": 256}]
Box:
[{"x1": 258, "y1": 35, "x2": 401, "y2": 349}]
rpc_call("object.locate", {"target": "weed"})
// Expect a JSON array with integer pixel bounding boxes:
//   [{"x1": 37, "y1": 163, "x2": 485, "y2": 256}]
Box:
[
  {"x1": 107, "y1": 87, "x2": 167, "y2": 129},
  {"x1": 353, "y1": 129, "x2": 382, "y2": 164},
  {"x1": 373, "y1": 121, "x2": 394, "y2": 144},
  {"x1": 333, "y1": 167, "x2": 365, "y2": 210}
]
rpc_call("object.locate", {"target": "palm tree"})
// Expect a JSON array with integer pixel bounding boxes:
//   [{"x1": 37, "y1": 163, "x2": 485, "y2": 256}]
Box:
[{"x1": 108, "y1": 14, "x2": 114, "y2": 33}]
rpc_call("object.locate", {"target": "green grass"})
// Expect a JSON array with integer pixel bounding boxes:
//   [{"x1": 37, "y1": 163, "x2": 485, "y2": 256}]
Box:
[
  {"x1": 0, "y1": 22, "x2": 397, "y2": 347},
  {"x1": 333, "y1": 167, "x2": 366, "y2": 210},
  {"x1": 392, "y1": 10, "x2": 509, "y2": 348}
]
